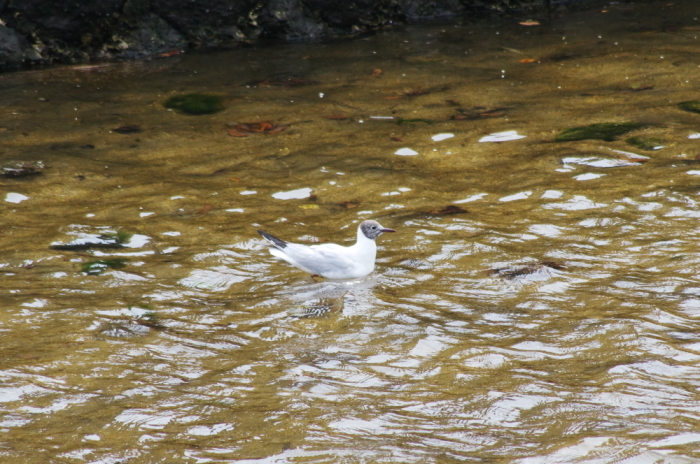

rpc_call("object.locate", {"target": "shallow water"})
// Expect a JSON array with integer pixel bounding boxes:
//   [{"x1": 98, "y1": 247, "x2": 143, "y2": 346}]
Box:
[{"x1": 3, "y1": 1, "x2": 700, "y2": 462}]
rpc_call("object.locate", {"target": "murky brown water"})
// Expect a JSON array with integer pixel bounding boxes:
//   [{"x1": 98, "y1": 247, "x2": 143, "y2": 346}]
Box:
[{"x1": 3, "y1": 1, "x2": 700, "y2": 462}]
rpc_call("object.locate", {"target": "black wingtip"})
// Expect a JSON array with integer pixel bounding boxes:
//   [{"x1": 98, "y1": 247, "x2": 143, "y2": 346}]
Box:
[{"x1": 257, "y1": 229, "x2": 287, "y2": 249}]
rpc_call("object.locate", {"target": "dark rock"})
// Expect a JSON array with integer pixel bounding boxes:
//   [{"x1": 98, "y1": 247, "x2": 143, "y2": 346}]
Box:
[
  {"x1": 0, "y1": 0, "x2": 608, "y2": 70},
  {"x1": 259, "y1": 0, "x2": 326, "y2": 40},
  {"x1": 402, "y1": 0, "x2": 465, "y2": 20},
  {"x1": 0, "y1": 24, "x2": 41, "y2": 67},
  {"x1": 100, "y1": 14, "x2": 186, "y2": 60}
]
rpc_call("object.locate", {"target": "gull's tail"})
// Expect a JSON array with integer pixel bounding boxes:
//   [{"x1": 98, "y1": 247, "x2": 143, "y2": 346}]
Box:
[{"x1": 257, "y1": 230, "x2": 287, "y2": 249}]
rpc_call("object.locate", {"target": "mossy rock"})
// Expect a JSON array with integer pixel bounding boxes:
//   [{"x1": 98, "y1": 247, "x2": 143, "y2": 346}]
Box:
[
  {"x1": 626, "y1": 136, "x2": 664, "y2": 151},
  {"x1": 163, "y1": 93, "x2": 224, "y2": 115},
  {"x1": 678, "y1": 101, "x2": 700, "y2": 114},
  {"x1": 555, "y1": 122, "x2": 643, "y2": 142}
]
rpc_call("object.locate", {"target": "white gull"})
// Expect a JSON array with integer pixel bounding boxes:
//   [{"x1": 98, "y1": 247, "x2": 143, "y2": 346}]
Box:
[{"x1": 258, "y1": 220, "x2": 395, "y2": 279}]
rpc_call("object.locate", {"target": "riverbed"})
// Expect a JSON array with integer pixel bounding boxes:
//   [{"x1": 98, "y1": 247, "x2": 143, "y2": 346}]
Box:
[{"x1": 2, "y1": 1, "x2": 700, "y2": 462}]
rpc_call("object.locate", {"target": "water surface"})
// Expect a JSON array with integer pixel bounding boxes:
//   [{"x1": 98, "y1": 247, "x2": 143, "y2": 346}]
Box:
[{"x1": 2, "y1": 1, "x2": 700, "y2": 462}]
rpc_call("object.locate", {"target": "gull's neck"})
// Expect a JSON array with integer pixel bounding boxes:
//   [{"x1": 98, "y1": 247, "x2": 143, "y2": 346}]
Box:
[{"x1": 352, "y1": 224, "x2": 377, "y2": 256}]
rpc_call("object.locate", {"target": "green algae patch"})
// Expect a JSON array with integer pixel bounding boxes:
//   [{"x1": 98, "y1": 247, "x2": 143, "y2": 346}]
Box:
[
  {"x1": 81, "y1": 258, "x2": 128, "y2": 275},
  {"x1": 164, "y1": 93, "x2": 225, "y2": 115},
  {"x1": 626, "y1": 136, "x2": 664, "y2": 151},
  {"x1": 99, "y1": 230, "x2": 132, "y2": 245},
  {"x1": 678, "y1": 101, "x2": 700, "y2": 114},
  {"x1": 555, "y1": 122, "x2": 643, "y2": 142}
]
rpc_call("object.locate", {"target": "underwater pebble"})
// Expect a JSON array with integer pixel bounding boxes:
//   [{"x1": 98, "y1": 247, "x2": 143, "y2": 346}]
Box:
[
  {"x1": 455, "y1": 193, "x2": 488, "y2": 204},
  {"x1": 5, "y1": 193, "x2": 29, "y2": 203},
  {"x1": 431, "y1": 133, "x2": 454, "y2": 141},
  {"x1": 395, "y1": 148, "x2": 419, "y2": 156},
  {"x1": 479, "y1": 130, "x2": 526, "y2": 143},
  {"x1": 574, "y1": 173, "x2": 606, "y2": 181},
  {"x1": 272, "y1": 187, "x2": 312, "y2": 200},
  {"x1": 500, "y1": 191, "x2": 532, "y2": 202},
  {"x1": 541, "y1": 190, "x2": 563, "y2": 199}
]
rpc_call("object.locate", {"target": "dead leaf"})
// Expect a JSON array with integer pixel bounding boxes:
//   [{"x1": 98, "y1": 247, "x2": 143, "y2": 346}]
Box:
[
  {"x1": 390, "y1": 136, "x2": 404, "y2": 142},
  {"x1": 196, "y1": 203, "x2": 213, "y2": 214},
  {"x1": 519, "y1": 20, "x2": 540, "y2": 26},
  {"x1": 158, "y1": 50, "x2": 184, "y2": 57},
  {"x1": 266, "y1": 125, "x2": 287, "y2": 134},
  {"x1": 371, "y1": 69, "x2": 383, "y2": 77},
  {"x1": 228, "y1": 121, "x2": 285, "y2": 135},
  {"x1": 236, "y1": 121, "x2": 274, "y2": 132},
  {"x1": 519, "y1": 58, "x2": 537, "y2": 63},
  {"x1": 113, "y1": 125, "x2": 141, "y2": 134}
]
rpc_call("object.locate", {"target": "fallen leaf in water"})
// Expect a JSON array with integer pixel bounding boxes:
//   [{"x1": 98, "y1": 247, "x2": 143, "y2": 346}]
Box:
[
  {"x1": 519, "y1": 58, "x2": 537, "y2": 63},
  {"x1": 519, "y1": 20, "x2": 540, "y2": 26},
  {"x1": 390, "y1": 136, "x2": 404, "y2": 142},
  {"x1": 196, "y1": 204, "x2": 213, "y2": 214},
  {"x1": 324, "y1": 114, "x2": 348, "y2": 120},
  {"x1": 228, "y1": 121, "x2": 286, "y2": 135},
  {"x1": 113, "y1": 125, "x2": 141, "y2": 134},
  {"x1": 158, "y1": 50, "x2": 184, "y2": 57},
  {"x1": 237, "y1": 121, "x2": 273, "y2": 132},
  {"x1": 266, "y1": 125, "x2": 287, "y2": 134},
  {"x1": 371, "y1": 69, "x2": 383, "y2": 77},
  {"x1": 299, "y1": 204, "x2": 319, "y2": 209},
  {"x1": 428, "y1": 205, "x2": 468, "y2": 215}
]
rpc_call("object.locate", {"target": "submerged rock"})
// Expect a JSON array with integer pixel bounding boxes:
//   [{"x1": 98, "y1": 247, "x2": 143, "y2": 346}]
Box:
[
  {"x1": 626, "y1": 136, "x2": 664, "y2": 151},
  {"x1": 555, "y1": 123, "x2": 643, "y2": 142},
  {"x1": 678, "y1": 101, "x2": 700, "y2": 114},
  {"x1": 163, "y1": 93, "x2": 225, "y2": 115}
]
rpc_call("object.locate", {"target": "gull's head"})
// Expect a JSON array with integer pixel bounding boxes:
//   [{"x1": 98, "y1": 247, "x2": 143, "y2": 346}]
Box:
[{"x1": 359, "y1": 220, "x2": 395, "y2": 240}]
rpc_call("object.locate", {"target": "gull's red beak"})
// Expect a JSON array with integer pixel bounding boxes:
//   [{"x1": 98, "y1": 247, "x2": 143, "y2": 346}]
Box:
[{"x1": 381, "y1": 228, "x2": 396, "y2": 233}]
